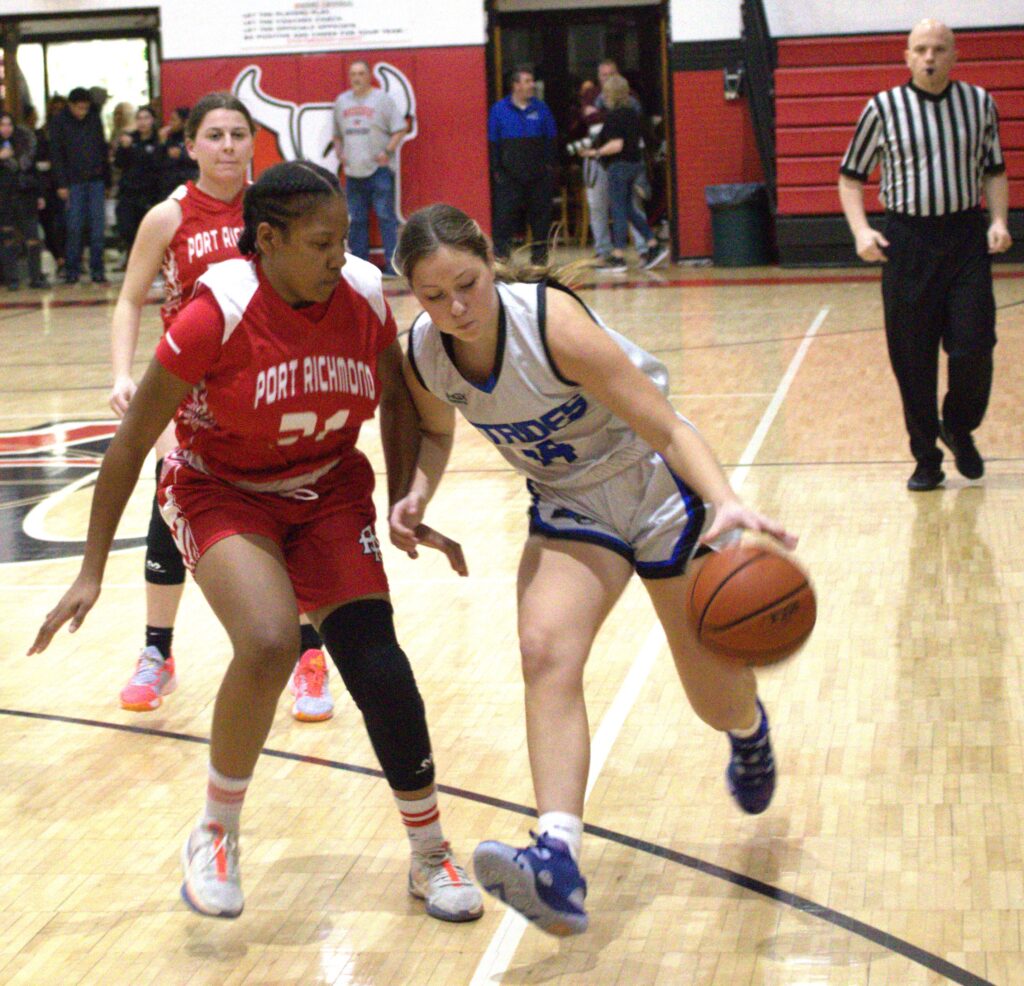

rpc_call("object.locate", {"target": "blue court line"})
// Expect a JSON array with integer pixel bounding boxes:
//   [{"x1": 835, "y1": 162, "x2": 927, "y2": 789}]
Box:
[{"x1": 0, "y1": 706, "x2": 994, "y2": 986}]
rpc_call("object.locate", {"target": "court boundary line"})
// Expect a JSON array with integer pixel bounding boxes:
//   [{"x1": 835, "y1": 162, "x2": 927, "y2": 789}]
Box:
[{"x1": 0, "y1": 706, "x2": 994, "y2": 986}]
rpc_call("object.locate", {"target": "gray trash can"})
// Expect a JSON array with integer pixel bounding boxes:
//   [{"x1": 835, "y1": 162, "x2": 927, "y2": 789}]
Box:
[{"x1": 705, "y1": 183, "x2": 772, "y2": 266}]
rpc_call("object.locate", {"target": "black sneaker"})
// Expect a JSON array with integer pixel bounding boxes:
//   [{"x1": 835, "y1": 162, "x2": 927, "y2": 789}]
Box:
[
  {"x1": 641, "y1": 245, "x2": 669, "y2": 270},
  {"x1": 595, "y1": 256, "x2": 628, "y2": 274},
  {"x1": 907, "y1": 462, "x2": 945, "y2": 491},
  {"x1": 91, "y1": 275, "x2": 110, "y2": 285},
  {"x1": 938, "y1": 421, "x2": 983, "y2": 480}
]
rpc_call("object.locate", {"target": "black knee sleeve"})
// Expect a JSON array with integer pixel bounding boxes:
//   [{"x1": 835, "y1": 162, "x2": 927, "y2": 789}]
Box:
[
  {"x1": 319, "y1": 599, "x2": 435, "y2": 791},
  {"x1": 145, "y1": 459, "x2": 186, "y2": 586}
]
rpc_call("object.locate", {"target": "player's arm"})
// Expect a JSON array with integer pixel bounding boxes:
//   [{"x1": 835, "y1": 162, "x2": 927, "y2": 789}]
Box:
[
  {"x1": 109, "y1": 199, "x2": 181, "y2": 416},
  {"x1": 544, "y1": 288, "x2": 796, "y2": 549},
  {"x1": 387, "y1": 348, "x2": 461, "y2": 566},
  {"x1": 29, "y1": 359, "x2": 193, "y2": 654}
]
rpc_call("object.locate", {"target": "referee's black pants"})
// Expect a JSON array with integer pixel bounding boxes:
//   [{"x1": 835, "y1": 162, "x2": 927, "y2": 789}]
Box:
[{"x1": 881, "y1": 208, "x2": 996, "y2": 469}]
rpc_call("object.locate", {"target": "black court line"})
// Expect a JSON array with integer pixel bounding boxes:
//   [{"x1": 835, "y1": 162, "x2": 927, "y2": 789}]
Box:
[{"x1": 0, "y1": 706, "x2": 993, "y2": 986}]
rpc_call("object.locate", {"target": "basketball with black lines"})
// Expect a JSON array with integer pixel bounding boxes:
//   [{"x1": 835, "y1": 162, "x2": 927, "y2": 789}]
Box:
[{"x1": 688, "y1": 544, "x2": 816, "y2": 665}]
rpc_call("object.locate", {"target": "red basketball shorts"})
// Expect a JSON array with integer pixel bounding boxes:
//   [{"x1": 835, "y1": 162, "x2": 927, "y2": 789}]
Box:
[{"x1": 156, "y1": 452, "x2": 389, "y2": 613}]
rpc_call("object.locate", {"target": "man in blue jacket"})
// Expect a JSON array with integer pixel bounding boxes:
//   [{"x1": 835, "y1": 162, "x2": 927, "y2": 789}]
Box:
[
  {"x1": 488, "y1": 66, "x2": 557, "y2": 264},
  {"x1": 50, "y1": 86, "x2": 110, "y2": 285}
]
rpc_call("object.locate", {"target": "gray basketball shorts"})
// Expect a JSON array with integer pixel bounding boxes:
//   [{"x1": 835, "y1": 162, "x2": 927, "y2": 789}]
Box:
[{"x1": 526, "y1": 450, "x2": 708, "y2": 580}]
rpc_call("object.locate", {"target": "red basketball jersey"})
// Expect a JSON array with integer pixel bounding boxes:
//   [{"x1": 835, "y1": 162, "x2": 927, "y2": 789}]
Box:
[
  {"x1": 161, "y1": 181, "x2": 245, "y2": 331},
  {"x1": 155, "y1": 255, "x2": 397, "y2": 491}
]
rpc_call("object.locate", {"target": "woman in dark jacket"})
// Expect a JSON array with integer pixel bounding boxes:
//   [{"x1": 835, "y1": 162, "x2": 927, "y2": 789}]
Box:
[
  {"x1": 158, "y1": 105, "x2": 199, "y2": 198},
  {"x1": 113, "y1": 105, "x2": 162, "y2": 254},
  {"x1": 0, "y1": 112, "x2": 48, "y2": 289},
  {"x1": 27, "y1": 105, "x2": 65, "y2": 279},
  {"x1": 583, "y1": 75, "x2": 666, "y2": 273}
]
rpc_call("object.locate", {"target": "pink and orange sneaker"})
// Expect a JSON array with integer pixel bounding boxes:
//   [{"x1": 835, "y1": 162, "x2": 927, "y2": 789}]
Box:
[
  {"x1": 288, "y1": 649, "x2": 334, "y2": 722},
  {"x1": 119, "y1": 646, "x2": 177, "y2": 711}
]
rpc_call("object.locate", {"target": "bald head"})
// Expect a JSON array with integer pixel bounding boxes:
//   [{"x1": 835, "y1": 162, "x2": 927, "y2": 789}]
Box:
[{"x1": 905, "y1": 19, "x2": 956, "y2": 93}]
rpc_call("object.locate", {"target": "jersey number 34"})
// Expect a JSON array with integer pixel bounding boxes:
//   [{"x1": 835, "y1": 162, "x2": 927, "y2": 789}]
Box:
[{"x1": 277, "y1": 410, "x2": 350, "y2": 446}]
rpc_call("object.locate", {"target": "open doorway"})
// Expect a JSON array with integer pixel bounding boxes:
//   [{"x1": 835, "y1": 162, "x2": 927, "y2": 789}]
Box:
[
  {"x1": 2, "y1": 10, "x2": 160, "y2": 130},
  {"x1": 489, "y1": 1, "x2": 673, "y2": 253}
]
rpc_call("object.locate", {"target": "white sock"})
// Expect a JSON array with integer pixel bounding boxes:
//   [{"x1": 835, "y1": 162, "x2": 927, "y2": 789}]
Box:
[
  {"x1": 395, "y1": 791, "x2": 446, "y2": 858},
  {"x1": 538, "y1": 811, "x2": 584, "y2": 863},
  {"x1": 204, "y1": 763, "x2": 251, "y2": 833},
  {"x1": 729, "y1": 703, "x2": 763, "y2": 740}
]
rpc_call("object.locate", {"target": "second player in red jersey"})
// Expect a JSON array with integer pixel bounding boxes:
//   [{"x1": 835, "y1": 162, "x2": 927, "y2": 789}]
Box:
[{"x1": 106, "y1": 93, "x2": 334, "y2": 721}]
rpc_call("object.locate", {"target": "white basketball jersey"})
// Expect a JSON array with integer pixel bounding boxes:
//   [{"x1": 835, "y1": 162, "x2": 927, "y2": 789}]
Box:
[{"x1": 407, "y1": 280, "x2": 670, "y2": 490}]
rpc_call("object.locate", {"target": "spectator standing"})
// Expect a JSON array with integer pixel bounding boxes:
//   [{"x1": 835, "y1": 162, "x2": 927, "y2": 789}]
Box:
[
  {"x1": 331, "y1": 60, "x2": 409, "y2": 277},
  {"x1": 50, "y1": 86, "x2": 110, "y2": 284},
  {"x1": 582, "y1": 76, "x2": 667, "y2": 272},
  {"x1": 30, "y1": 104, "x2": 66, "y2": 279},
  {"x1": 0, "y1": 112, "x2": 48, "y2": 289},
  {"x1": 488, "y1": 66, "x2": 557, "y2": 264},
  {"x1": 114, "y1": 105, "x2": 163, "y2": 254},
  {"x1": 580, "y1": 59, "x2": 647, "y2": 260},
  {"x1": 158, "y1": 106, "x2": 199, "y2": 198},
  {"x1": 838, "y1": 19, "x2": 1012, "y2": 491}
]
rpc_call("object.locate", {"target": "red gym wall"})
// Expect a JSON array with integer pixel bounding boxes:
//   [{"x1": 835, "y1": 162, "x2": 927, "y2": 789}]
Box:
[
  {"x1": 774, "y1": 28, "x2": 1024, "y2": 263},
  {"x1": 776, "y1": 29, "x2": 1024, "y2": 215},
  {"x1": 161, "y1": 46, "x2": 492, "y2": 235},
  {"x1": 669, "y1": 46, "x2": 764, "y2": 258}
]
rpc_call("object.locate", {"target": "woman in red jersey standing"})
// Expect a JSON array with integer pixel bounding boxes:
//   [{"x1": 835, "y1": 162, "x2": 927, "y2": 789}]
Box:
[
  {"x1": 108, "y1": 92, "x2": 333, "y2": 721},
  {"x1": 32, "y1": 161, "x2": 482, "y2": 924}
]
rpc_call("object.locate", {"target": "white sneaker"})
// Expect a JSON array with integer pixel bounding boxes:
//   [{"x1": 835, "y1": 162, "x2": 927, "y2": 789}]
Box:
[
  {"x1": 408, "y1": 842, "x2": 484, "y2": 922},
  {"x1": 180, "y1": 820, "x2": 243, "y2": 918},
  {"x1": 288, "y1": 649, "x2": 334, "y2": 722}
]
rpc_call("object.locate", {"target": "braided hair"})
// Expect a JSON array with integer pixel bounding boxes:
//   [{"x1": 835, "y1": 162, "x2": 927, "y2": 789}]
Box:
[{"x1": 237, "y1": 161, "x2": 344, "y2": 257}]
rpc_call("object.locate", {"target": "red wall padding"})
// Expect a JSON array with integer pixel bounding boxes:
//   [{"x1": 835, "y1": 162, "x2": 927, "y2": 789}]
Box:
[
  {"x1": 161, "y1": 47, "x2": 492, "y2": 233},
  {"x1": 671, "y1": 69, "x2": 764, "y2": 257},
  {"x1": 775, "y1": 29, "x2": 1024, "y2": 216}
]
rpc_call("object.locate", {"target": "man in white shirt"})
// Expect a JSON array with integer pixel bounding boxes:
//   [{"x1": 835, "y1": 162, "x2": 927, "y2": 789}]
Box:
[{"x1": 332, "y1": 61, "x2": 410, "y2": 277}]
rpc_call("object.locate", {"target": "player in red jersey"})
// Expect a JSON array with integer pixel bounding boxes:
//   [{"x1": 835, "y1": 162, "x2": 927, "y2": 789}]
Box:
[
  {"x1": 32, "y1": 161, "x2": 483, "y2": 923},
  {"x1": 108, "y1": 93, "x2": 333, "y2": 721}
]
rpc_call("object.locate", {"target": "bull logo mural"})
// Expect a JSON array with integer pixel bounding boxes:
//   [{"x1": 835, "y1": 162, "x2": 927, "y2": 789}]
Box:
[{"x1": 232, "y1": 63, "x2": 418, "y2": 222}]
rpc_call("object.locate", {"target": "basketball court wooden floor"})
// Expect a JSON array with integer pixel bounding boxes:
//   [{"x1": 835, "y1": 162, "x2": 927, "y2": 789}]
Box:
[{"x1": 1, "y1": 258, "x2": 1022, "y2": 985}]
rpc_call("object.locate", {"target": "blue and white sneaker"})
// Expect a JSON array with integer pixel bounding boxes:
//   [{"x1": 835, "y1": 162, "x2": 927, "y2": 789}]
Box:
[
  {"x1": 473, "y1": 832, "x2": 588, "y2": 936},
  {"x1": 726, "y1": 699, "x2": 776, "y2": 814}
]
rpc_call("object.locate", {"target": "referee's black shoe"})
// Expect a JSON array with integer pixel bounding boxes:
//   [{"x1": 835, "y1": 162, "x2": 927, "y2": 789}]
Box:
[
  {"x1": 907, "y1": 462, "x2": 945, "y2": 492},
  {"x1": 938, "y1": 422, "x2": 984, "y2": 480}
]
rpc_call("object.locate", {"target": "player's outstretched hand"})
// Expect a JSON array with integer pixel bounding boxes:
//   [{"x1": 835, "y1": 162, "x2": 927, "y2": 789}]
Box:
[
  {"x1": 28, "y1": 576, "x2": 101, "y2": 655},
  {"x1": 109, "y1": 375, "x2": 137, "y2": 417},
  {"x1": 700, "y1": 498, "x2": 798, "y2": 552},
  {"x1": 389, "y1": 494, "x2": 468, "y2": 576}
]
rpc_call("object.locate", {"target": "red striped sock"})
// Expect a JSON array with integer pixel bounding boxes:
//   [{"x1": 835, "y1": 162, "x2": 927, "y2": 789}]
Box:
[
  {"x1": 204, "y1": 764, "x2": 251, "y2": 833},
  {"x1": 395, "y1": 791, "x2": 445, "y2": 857}
]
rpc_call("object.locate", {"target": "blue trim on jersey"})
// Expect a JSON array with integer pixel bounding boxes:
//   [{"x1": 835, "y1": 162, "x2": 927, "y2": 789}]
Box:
[
  {"x1": 635, "y1": 457, "x2": 706, "y2": 580},
  {"x1": 440, "y1": 291, "x2": 506, "y2": 394},
  {"x1": 527, "y1": 482, "x2": 635, "y2": 564}
]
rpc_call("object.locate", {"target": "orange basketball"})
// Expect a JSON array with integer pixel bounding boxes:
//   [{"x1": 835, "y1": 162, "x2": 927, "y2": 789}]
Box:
[{"x1": 688, "y1": 544, "x2": 816, "y2": 666}]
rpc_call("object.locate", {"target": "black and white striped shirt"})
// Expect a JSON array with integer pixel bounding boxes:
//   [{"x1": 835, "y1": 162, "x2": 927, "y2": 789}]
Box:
[{"x1": 840, "y1": 80, "x2": 1005, "y2": 216}]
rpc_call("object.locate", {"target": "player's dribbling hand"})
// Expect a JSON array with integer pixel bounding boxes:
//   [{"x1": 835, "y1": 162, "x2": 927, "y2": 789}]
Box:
[
  {"x1": 109, "y1": 375, "x2": 137, "y2": 417},
  {"x1": 28, "y1": 576, "x2": 101, "y2": 655},
  {"x1": 855, "y1": 228, "x2": 889, "y2": 263},
  {"x1": 700, "y1": 498, "x2": 798, "y2": 552}
]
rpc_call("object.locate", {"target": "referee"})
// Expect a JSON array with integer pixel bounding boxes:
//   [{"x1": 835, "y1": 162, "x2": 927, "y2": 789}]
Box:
[{"x1": 838, "y1": 19, "x2": 1013, "y2": 491}]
